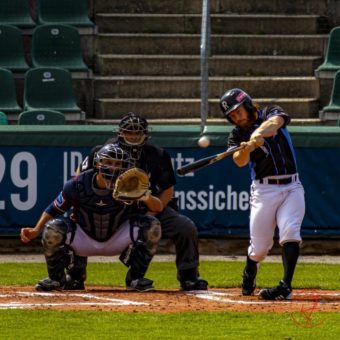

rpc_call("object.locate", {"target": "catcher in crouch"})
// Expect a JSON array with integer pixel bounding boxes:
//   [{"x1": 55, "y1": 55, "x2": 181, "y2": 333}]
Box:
[{"x1": 20, "y1": 144, "x2": 163, "y2": 292}]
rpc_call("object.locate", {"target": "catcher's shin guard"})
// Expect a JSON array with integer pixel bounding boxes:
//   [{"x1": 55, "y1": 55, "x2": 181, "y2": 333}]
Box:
[
  {"x1": 41, "y1": 219, "x2": 71, "y2": 285},
  {"x1": 66, "y1": 254, "x2": 87, "y2": 290},
  {"x1": 121, "y1": 215, "x2": 161, "y2": 285},
  {"x1": 124, "y1": 242, "x2": 153, "y2": 285}
]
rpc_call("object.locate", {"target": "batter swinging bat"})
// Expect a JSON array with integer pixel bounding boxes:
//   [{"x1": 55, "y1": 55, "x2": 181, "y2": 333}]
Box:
[{"x1": 176, "y1": 145, "x2": 245, "y2": 176}]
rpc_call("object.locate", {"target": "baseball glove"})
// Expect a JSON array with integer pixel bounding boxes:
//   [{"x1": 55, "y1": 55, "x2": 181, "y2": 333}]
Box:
[{"x1": 112, "y1": 167, "x2": 150, "y2": 202}]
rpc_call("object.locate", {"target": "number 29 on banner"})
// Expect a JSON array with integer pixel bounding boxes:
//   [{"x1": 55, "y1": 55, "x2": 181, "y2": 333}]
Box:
[{"x1": 0, "y1": 152, "x2": 37, "y2": 211}]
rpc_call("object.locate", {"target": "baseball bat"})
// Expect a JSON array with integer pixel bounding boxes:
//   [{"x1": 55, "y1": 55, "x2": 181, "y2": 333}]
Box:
[{"x1": 176, "y1": 145, "x2": 245, "y2": 176}]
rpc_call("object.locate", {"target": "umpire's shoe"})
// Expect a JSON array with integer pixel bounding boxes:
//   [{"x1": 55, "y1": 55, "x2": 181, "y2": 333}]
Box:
[
  {"x1": 241, "y1": 270, "x2": 256, "y2": 296},
  {"x1": 35, "y1": 277, "x2": 64, "y2": 291},
  {"x1": 181, "y1": 278, "x2": 208, "y2": 291},
  {"x1": 126, "y1": 278, "x2": 155, "y2": 292},
  {"x1": 259, "y1": 280, "x2": 293, "y2": 300}
]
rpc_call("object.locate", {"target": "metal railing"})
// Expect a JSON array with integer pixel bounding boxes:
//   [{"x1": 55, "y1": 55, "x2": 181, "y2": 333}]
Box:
[{"x1": 200, "y1": 0, "x2": 211, "y2": 135}]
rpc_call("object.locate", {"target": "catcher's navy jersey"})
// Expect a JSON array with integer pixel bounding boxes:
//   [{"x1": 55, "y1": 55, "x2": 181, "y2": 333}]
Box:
[
  {"x1": 228, "y1": 105, "x2": 297, "y2": 180},
  {"x1": 45, "y1": 169, "x2": 137, "y2": 242}
]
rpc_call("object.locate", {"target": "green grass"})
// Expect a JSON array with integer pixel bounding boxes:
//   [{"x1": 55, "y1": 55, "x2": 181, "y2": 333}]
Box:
[
  {"x1": 0, "y1": 310, "x2": 339, "y2": 340},
  {"x1": 0, "y1": 261, "x2": 339, "y2": 339},
  {"x1": 1, "y1": 261, "x2": 339, "y2": 290}
]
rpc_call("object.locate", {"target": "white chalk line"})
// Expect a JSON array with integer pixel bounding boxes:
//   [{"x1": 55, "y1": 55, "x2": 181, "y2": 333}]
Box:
[
  {"x1": 0, "y1": 291, "x2": 147, "y2": 309},
  {"x1": 186, "y1": 290, "x2": 340, "y2": 306}
]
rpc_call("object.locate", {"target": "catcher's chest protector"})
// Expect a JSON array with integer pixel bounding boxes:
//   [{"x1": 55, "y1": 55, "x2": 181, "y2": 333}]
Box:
[{"x1": 74, "y1": 171, "x2": 129, "y2": 241}]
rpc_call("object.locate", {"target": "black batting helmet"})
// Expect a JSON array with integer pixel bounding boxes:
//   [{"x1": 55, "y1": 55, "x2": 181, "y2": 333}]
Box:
[{"x1": 219, "y1": 88, "x2": 253, "y2": 123}]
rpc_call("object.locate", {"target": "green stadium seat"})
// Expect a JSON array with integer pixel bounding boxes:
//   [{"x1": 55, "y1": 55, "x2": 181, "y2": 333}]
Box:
[
  {"x1": 320, "y1": 70, "x2": 340, "y2": 122},
  {"x1": 0, "y1": 0, "x2": 35, "y2": 28},
  {"x1": 18, "y1": 109, "x2": 66, "y2": 125},
  {"x1": 0, "y1": 111, "x2": 8, "y2": 125},
  {"x1": 315, "y1": 27, "x2": 340, "y2": 78},
  {"x1": 37, "y1": 0, "x2": 94, "y2": 27},
  {"x1": 24, "y1": 67, "x2": 84, "y2": 121},
  {"x1": 322, "y1": 70, "x2": 340, "y2": 111},
  {"x1": 0, "y1": 25, "x2": 29, "y2": 72},
  {"x1": 0, "y1": 67, "x2": 22, "y2": 115},
  {"x1": 32, "y1": 24, "x2": 90, "y2": 74}
]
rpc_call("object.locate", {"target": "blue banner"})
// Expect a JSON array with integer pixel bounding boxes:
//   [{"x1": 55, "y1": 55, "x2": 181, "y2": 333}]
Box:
[{"x1": 0, "y1": 146, "x2": 339, "y2": 236}]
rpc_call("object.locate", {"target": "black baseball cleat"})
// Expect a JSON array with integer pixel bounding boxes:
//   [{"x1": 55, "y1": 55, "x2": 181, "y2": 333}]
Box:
[
  {"x1": 126, "y1": 278, "x2": 155, "y2": 292},
  {"x1": 181, "y1": 278, "x2": 208, "y2": 291},
  {"x1": 35, "y1": 277, "x2": 64, "y2": 291},
  {"x1": 259, "y1": 280, "x2": 293, "y2": 300},
  {"x1": 241, "y1": 270, "x2": 256, "y2": 296},
  {"x1": 63, "y1": 275, "x2": 85, "y2": 290}
]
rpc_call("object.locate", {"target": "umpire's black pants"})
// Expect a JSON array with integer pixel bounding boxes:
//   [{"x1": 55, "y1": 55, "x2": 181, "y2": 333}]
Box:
[{"x1": 156, "y1": 206, "x2": 199, "y2": 271}]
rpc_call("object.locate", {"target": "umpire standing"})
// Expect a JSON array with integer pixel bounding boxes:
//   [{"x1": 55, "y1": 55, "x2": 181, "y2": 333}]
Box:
[
  {"x1": 220, "y1": 88, "x2": 305, "y2": 300},
  {"x1": 79, "y1": 113, "x2": 208, "y2": 291}
]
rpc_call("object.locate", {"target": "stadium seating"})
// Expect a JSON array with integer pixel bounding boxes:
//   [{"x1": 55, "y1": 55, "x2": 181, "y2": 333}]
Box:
[
  {"x1": 315, "y1": 27, "x2": 340, "y2": 78},
  {"x1": 31, "y1": 24, "x2": 89, "y2": 73},
  {"x1": 320, "y1": 70, "x2": 340, "y2": 121},
  {"x1": 0, "y1": 24, "x2": 29, "y2": 72},
  {"x1": 18, "y1": 109, "x2": 66, "y2": 125},
  {"x1": 0, "y1": 0, "x2": 35, "y2": 28},
  {"x1": 37, "y1": 0, "x2": 94, "y2": 27},
  {"x1": 24, "y1": 67, "x2": 84, "y2": 121},
  {"x1": 0, "y1": 67, "x2": 22, "y2": 114},
  {"x1": 0, "y1": 111, "x2": 8, "y2": 125}
]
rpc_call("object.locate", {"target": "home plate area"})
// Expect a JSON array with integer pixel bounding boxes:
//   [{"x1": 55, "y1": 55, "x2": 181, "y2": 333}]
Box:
[{"x1": 0, "y1": 287, "x2": 340, "y2": 313}]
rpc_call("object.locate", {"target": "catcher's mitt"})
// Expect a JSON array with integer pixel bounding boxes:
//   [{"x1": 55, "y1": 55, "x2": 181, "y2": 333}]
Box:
[{"x1": 112, "y1": 167, "x2": 150, "y2": 202}]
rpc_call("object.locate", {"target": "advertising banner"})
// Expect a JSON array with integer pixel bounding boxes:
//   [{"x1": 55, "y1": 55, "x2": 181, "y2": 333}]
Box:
[{"x1": 1, "y1": 145, "x2": 339, "y2": 236}]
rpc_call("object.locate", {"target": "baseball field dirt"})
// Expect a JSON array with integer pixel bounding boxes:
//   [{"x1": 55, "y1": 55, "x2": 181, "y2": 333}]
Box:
[{"x1": 1, "y1": 286, "x2": 339, "y2": 314}]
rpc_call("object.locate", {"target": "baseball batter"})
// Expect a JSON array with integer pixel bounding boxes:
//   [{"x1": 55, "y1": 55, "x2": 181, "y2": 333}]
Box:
[{"x1": 220, "y1": 88, "x2": 305, "y2": 300}]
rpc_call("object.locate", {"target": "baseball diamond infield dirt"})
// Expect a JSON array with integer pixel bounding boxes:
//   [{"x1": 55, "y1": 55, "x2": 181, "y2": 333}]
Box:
[{"x1": 0, "y1": 286, "x2": 339, "y2": 314}]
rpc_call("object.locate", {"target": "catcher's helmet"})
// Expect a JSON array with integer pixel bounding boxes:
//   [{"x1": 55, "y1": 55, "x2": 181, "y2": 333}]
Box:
[
  {"x1": 93, "y1": 144, "x2": 133, "y2": 189},
  {"x1": 219, "y1": 88, "x2": 253, "y2": 123}
]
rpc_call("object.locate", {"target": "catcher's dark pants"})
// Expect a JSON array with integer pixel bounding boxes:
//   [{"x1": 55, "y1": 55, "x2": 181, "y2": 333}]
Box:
[{"x1": 156, "y1": 206, "x2": 199, "y2": 271}]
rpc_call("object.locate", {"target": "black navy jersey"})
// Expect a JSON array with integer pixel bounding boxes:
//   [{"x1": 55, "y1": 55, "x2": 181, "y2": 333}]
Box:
[
  {"x1": 82, "y1": 139, "x2": 177, "y2": 197},
  {"x1": 45, "y1": 169, "x2": 141, "y2": 242},
  {"x1": 227, "y1": 105, "x2": 298, "y2": 180}
]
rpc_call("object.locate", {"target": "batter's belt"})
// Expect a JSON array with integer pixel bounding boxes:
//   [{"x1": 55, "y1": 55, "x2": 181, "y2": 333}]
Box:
[{"x1": 258, "y1": 174, "x2": 299, "y2": 185}]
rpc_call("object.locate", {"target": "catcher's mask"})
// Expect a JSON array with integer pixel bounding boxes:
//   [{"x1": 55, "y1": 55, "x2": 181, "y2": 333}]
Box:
[
  {"x1": 116, "y1": 112, "x2": 149, "y2": 160},
  {"x1": 93, "y1": 144, "x2": 133, "y2": 190},
  {"x1": 219, "y1": 88, "x2": 254, "y2": 124}
]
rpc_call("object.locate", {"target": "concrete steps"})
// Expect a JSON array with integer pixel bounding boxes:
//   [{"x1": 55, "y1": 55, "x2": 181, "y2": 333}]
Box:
[
  {"x1": 92, "y1": 0, "x2": 331, "y2": 122},
  {"x1": 86, "y1": 117, "x2": 324, "y2": 126},
  {"x1": 94, "y1": 76, "x2": 318, "y2": 99},
  {"x1": 94, "y1": 0, "x2": 328, "y2": 15},
  {"x1": 96, "y1": 34, "x2": 328, "y2": 56},
  {"x1": 95, "y1": 97, "x2": 318, "y2": 119},
  {"x1": 95, "y1": 14, "x2": 327, "y2": 34},
  {"x1": 95, "y1": 55, "x2": 322, "y2": 76}
]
